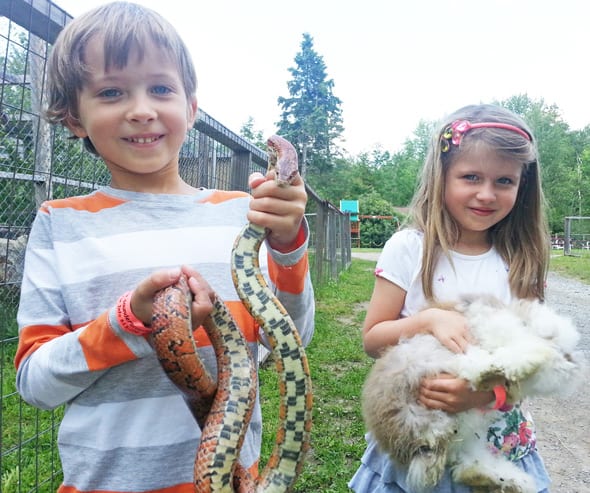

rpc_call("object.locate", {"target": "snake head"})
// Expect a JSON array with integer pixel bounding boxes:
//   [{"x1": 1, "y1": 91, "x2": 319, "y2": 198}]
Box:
[{"x1": 267, "y1": 135, "x2": 299, "y2": 187}]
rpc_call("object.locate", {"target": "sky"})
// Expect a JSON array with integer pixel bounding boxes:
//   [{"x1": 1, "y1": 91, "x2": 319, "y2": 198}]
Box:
[{"x1": 54, "y1": 0, "x2": 590, "y2": 156}]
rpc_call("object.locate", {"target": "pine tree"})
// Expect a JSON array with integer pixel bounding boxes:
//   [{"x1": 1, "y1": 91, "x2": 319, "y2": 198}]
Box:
[{"x1": 277, "y1": 33, "x2": 344, "y2": 178}]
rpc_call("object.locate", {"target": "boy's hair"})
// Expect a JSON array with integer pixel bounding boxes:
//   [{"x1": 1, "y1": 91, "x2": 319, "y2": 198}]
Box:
[
  {"x1": 408, "y1": 104, "x2": 549, "y2": 301},
  {"x1": 45, "y1": 1, "x2": 197, "y2": 155}
]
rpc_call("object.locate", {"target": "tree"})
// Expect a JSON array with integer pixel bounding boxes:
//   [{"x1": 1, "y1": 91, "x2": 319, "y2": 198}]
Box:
[
  {"x1": 501, "y1": 94, "x2": 579, "y2": 231},
  {"x1": 357, "y1": 192, "x2": 402, "y2": 248},
  {"x1": 239, "y1": 117, "x2": 267, "y2": 151},
  {"x1": 565, "y1": 126, "x2": 590, "y2": 219},
  {"x1": 276, "y1": 33, "x2": 344, "y2": 179},
  {"x1": 374, "y1": 121, "x2": 434, "y2": 208}
]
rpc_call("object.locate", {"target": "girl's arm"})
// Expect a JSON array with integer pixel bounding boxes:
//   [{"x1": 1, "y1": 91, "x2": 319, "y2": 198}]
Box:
[
  {"x1": 419, "y1": 374, "x2": 496, "y2": 412},
  {"x1": 362, "y1": 277, "x2": 472, "y2": 358},
  {"x1": 362, "y1": 276, "x2": 493, "y2": 412}
]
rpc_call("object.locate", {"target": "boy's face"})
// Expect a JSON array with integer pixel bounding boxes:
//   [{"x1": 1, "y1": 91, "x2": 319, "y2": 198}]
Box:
[{"x1": 67, "y1": 35, "x2": 197, "y2": 189}]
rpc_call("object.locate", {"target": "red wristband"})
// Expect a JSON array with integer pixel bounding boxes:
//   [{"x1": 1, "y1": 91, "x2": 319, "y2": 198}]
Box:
[
  {"x1": 271, "y1": 223, "x2": 306, "y2": 253},
  {"x1": 116, "y1": 291, "x2": 151, "y2": 336},
  {"x1": 492, "y1": 385, "x2": 507, "y2": 410}
]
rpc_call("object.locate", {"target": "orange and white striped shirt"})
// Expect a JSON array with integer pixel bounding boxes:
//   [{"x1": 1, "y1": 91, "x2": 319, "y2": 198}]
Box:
[{"x1": 15, "y1": 186, "x2": 314, "y2": 493}]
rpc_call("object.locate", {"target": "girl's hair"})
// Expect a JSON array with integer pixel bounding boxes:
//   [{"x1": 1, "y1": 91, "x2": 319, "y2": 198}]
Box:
[
  {"x1": 45, "y1": 1, "x2": 197, "y2": 155},
  {"x1": 408, "y1": 104, "x2": 549, "y2": 301}
]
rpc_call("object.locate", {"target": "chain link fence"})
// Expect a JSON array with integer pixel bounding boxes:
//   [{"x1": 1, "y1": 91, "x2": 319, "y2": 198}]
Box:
[{"x1": 0, "y1": 0, "x2": 351, "y2": 490}]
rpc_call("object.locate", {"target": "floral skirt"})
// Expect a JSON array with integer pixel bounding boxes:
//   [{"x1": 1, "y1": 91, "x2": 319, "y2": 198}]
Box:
[{"x1": 348, "y1": 435, "x2": 551, "y2": 493}]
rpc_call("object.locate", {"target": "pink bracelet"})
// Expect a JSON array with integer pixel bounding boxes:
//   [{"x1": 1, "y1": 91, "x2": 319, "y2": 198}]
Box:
[
  {"x1": 492, "y1": 385, "x2": 507, "y2": 410},
  {"x1": 116, "y1": 291, "x2": 151, "y2": 336}
]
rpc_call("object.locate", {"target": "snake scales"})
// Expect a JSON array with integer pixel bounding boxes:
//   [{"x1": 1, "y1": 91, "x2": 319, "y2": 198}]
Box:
[{"x1": 150, "y1": 135, "x2": 313, "y2": 492}]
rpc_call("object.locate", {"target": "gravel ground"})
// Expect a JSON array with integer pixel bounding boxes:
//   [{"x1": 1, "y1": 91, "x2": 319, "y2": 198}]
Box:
[
  {"x1": 352, "y1": 253, "x2": 590, "y2": 492},
  {"x1": 534, "y1": 272, "x2": 590, "y2": 493}
]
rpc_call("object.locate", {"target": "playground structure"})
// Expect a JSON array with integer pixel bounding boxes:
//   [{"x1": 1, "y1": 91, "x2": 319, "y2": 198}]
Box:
[
  {"x1": 340, "y1": 200, "x2": 360, "y2": 247},
  {"x1": 339, "y1": 200, "x2": 399, "y2": 248}
]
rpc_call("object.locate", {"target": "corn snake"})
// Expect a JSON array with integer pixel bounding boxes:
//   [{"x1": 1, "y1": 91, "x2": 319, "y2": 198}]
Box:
[{"x1": 150, "y1": 135, "x2": 313, "y2": 492}]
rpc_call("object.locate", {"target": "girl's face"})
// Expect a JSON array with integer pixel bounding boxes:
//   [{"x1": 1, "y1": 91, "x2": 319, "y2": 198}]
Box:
[
  {"x1": 444, "y1": 145, "x2": 522, "y2": 245},
  {"x1": 68, "y1": 36, "x2": 197, "y2": 191}
]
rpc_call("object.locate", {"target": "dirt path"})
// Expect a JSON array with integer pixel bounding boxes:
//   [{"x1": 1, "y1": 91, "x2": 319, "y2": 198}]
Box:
[
  {"x1": 351, "y1": 253, "x2": 590, "y2": 492},
  {"x1": 534, "y1": 272, "x2": 590, "y2": 492}
]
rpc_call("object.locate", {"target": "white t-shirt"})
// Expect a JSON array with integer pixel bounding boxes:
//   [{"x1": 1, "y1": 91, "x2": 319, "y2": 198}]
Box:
[{"x1": 376, "y1": 228, "x2": 513, "y2": 315}]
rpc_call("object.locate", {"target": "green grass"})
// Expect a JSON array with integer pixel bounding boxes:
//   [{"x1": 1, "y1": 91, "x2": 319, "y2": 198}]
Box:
[
  {"x1": 258, "y1": 259, "x2": 376, "y2": 492},
  {"x1": 1, "y1": 341, "x2": 65, "y2": 493},
  {"x1": 550, "y1": 249, "x2": 590, "y2": 283}
]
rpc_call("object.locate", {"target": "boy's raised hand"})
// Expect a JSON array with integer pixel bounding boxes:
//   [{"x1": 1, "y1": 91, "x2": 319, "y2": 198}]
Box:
[{"x1": 247, "y1": 169, "x2": 307, "y2": 251}]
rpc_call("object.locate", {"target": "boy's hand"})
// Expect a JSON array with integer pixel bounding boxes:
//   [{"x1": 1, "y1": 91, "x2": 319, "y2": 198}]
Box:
[
  {"x1": 247, "y1": 169, "x2": 307, "y2": 251},
  {"x1": 129, "y1": 265, "x2": 215, "y2": 330},
  {"x1": 181, "y1": 265, "x2": 216, "y2": 330}
]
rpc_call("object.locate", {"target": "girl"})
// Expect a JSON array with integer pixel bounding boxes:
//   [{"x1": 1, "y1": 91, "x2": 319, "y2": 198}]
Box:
[{"x1": 349, "y1": 104, "x2": 551, "y2": 492}]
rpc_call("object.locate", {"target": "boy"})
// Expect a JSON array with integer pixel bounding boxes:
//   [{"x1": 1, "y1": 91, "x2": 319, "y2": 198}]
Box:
[{"x1": 14, "y1": 2, "x2": 314, "y2": 492}]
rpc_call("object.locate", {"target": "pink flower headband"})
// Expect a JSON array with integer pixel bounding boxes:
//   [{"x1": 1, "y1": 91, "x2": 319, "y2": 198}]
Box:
[{"x1": 440, "y1": 119, "x2": 531, "y2": 152}]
